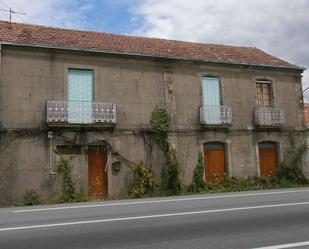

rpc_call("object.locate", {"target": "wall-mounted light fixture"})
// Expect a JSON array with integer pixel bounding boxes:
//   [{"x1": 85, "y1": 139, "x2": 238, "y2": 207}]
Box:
[{"x1": 112, "y1": 161, "x2": 121, "y2": 172}]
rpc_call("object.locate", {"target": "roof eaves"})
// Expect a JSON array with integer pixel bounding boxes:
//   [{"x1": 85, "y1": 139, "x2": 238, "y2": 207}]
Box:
[{"x1": 0, "y1": 41, "x2": 305, "y2": 72}]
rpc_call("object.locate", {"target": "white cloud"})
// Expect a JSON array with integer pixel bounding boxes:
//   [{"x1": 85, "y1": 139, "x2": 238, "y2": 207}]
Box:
[
  {"x1": 0, "y1": 0, "x2": 94, "y2": 29},
  {"x1": 133, "y1": 0, "x2": 309, "y2": 97}
]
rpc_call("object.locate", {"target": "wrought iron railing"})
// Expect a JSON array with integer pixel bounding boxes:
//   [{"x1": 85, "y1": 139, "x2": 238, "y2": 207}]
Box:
[
  {"x1": 47, "y1": 101, "x2": 117, "y2": 124},
  {"x1": 255, "y1": 107, "x2": 285, "y2": 127},
  {"x1": 200, "y1": 105, "x2": 232, "y2": 126}
]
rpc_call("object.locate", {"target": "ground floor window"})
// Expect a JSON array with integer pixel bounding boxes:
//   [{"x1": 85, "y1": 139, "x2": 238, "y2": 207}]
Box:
[{"x1": 56, "y1": 145, "x2": 81, "y2": 155}]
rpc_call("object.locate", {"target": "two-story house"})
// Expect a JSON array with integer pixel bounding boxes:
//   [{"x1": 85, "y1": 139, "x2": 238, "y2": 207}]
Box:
[{"x1": 0, "y1": 21, "x2": 307, "y2": 204}]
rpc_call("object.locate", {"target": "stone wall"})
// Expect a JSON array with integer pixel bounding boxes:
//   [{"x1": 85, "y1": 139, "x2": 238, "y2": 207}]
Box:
[{"x1": 0, "y1": 45, "x2": 307, "y2": 205}]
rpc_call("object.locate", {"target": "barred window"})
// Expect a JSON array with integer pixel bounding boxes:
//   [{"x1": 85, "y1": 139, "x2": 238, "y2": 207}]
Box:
[
  {"x1": 256, "y1": 79, "x2": 273, "y2": 107},
  {"x1": 57, "y1": 145, "x2": 82, "y2": 155}
]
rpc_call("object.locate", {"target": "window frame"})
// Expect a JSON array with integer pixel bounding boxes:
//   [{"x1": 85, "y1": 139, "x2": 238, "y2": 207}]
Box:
[
  {"x1": 67, "y1": 68, "x2": 94, "y2": 102},
  {"x1": 67, "y1": 68, "x2": 94, "y2": 123},
  {"x1": 201, "y1": 75, "x2": 223, "y2": 106},
  {"x1": 255, "y1": 79, "x2": 274, "y2": 107},
  {"x1": 56, "y1": 145, "x2": 82, "y2": 155}
]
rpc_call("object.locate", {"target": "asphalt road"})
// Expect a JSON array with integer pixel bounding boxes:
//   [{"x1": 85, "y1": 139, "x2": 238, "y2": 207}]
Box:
[{"x1": 0, "y1": 188, "x2": 309, "y2": 249}]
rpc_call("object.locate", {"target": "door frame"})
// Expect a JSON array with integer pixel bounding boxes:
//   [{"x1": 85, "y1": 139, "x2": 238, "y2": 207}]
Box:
[
  {"x1": 87, "y1": 144, "x2": 108, "y2": 198},
  {"x1": 256, "y1": 141, "x2": 280, "y2": 177},
  {"x1": 200, "y1": 139, "x2": 231, "y2": 179},
  {"x1": 203, "y1": 141, "x2": 228, "y2": 182}
]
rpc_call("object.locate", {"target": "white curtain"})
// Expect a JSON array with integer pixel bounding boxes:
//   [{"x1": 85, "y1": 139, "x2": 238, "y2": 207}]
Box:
[
  {"x1": 202, "y1": 77, "x2": 221, "y2": 123},
  {"x1": 68, "y1": 69, "x2": 93, "y2": 123}
]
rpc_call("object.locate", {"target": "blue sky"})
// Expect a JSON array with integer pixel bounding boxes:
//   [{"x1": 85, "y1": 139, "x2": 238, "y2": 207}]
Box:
[
  {"x1": 79, "y1": 1, "x2": 142, "y2": 34},
  {"x1": 0, "y1": 0, "x2": 308, "y2": 96},
  {"x1": 0, "y1": 0, "x2": 144, "y2": 34}
]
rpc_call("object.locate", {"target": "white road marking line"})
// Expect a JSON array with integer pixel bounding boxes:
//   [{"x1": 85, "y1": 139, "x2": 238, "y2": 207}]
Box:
[
  {"x1": 251, "y1": 241, "x2": 309, "y2": 249},
  {"x1": 2, "y1": 201, "x2": 309, "y2": 232},
  {"x1": 12, "y1": 189, "x2": 309, "y2": 213}
]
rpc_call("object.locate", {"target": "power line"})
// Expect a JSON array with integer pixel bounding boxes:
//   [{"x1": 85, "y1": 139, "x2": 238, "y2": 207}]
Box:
[
  {"x1": 0, "y1": 7, "x2": 25, "y2": 23},
  {"x1": 0, "y1": 0, "x2": 37, "y2": 25},
  {"x1": 8, "y1": 0, "x2": 37, "y2": 24}
]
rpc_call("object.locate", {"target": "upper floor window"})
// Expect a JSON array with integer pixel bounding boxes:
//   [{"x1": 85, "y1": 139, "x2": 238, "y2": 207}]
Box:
[
  {"x1": 200, "y1": 76, "x2": 232, "y2": 125},
  {"x1": 202, "y1": 76, "x2": 221, "y2": 106},
  {"x1": 68, "y1": 69, "x2": 93, "y2": 123},
  {"x1": 256, "y1": 79, "x2": 273, "y2": 107}
]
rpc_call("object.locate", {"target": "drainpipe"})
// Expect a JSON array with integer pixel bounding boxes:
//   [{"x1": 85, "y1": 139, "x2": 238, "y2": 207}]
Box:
[
  {"x1": 105, "y1": 150, "x2": 112, "y2": 172},
  {"x1": 48, "y1": 131, "x2": 57, "y2": 176}
]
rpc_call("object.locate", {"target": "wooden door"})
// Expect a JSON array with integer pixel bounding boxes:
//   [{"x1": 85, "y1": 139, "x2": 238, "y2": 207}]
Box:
[
  {"x1": 258, "y1": 143, "x2": 278, "y2": 178},
  {"x1": 204, "y1": 143, "x2": 226, "y2": 183},
  {"x1": 88, "y1": 148, "x2": 108, "y2": 199}
]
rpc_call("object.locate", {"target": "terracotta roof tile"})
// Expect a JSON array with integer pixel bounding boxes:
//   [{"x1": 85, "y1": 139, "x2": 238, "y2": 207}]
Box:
[{"x1": 0, "y1": 21, "x2": 303, "y2": 70}]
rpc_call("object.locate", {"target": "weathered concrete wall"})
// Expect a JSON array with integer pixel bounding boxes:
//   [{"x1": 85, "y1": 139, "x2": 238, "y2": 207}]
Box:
[
  {"x1": 0, "y1": 133, "x2": 50, "y2": 205},
  {"x1": 304, "y1": 133, "x2": 309, "y2": 178},
  {"x1": 0, "y1": 46, "x2": 165, "y2": 129},
  {"x1": 0, "y1": 45, "x2": 306, "y2": 205},
  {"x1": 168, "y1": 63, "x2": 305, "y2": 181}
]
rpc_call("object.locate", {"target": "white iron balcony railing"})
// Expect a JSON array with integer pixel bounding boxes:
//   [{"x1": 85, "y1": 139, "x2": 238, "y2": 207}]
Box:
[
  {"x1": 47, "y1": 101, "x2": 117, "y2": 125},
  {"x1": 255, "y1": 107, "x2": 285, "y2": 127},
  {"x1": 200, "y1": 105, "x2": 232, "y2": 126}
]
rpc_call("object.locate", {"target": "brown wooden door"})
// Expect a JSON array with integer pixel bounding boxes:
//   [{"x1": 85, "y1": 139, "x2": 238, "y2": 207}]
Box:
[
  {"x1": 258, "y1": 143, "x2": 278, "y2": 178},
  {"x1": 88, "y1": 148, "x2": 108, "y2": 199},
  {"x1": 204, "y1": 143, "x2": 226, "y2": 183}
]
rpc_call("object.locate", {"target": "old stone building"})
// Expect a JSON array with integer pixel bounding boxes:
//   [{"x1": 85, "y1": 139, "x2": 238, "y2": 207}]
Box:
[{"x1": 0, "y1": 21, "x2": 307, "y2": 205}]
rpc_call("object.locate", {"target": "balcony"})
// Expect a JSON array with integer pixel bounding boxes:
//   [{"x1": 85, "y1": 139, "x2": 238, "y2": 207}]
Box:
[
  {"x1": 47, "y1": 101, "x2": 117, "y2": 129},
  {"x1": 200, "y1": 105, "x2": 232, "y2": 127},
  {"x1": 254, "y1": 107, "x2": 285, "y2": 127}
]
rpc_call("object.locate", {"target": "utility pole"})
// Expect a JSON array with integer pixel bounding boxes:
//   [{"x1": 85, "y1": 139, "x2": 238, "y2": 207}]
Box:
[
  {"x1": 0, "y1": 7, "x2": 26, "y2": 27},
  {"x1": 302, "y1": 85, "x2": 309, "y2": 104}
]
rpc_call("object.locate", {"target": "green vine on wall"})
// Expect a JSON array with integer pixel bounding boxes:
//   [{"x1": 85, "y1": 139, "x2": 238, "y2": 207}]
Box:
[
  {"x1": 56, "y1": 156, "x2": 77, "y2": 202},
  {"x1": 164, "y1": 148, "x2": 180, "y2": 194},
  {"x1": 191, "y1": 152, "x2": 206, "y2": 192},
  {"x1": 150, "y1": 106, "x2": 170, "y2": 155},
  {"x1": 150, "y1": 106, "x2": 180, "y2": 194},
  {"x1": 274, "y1": 142, "x2": 308, "y2": 185},
  {"x1": 129, "y1": 163, "x2": 156, "y2": 198}
]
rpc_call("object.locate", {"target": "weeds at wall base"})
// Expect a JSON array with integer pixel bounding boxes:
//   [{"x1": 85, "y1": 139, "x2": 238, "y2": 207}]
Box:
[
  {"x1": 128, "y1": 142, "x2": 309, "y2": 199},
  {"x1": 183, "y1": 176, "x2": 308, "y2": 195},
  {"x1": 129, "y1": 163, "x2": 159, "y2": 198},
  {"x1": 12, "y1": 189, "x2": 40, "y2": 206}
]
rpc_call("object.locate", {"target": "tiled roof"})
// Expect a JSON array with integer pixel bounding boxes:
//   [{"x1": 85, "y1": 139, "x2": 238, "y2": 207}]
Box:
[{"x1": 0, "y1": 21, "x2": 303, "y2": 70}]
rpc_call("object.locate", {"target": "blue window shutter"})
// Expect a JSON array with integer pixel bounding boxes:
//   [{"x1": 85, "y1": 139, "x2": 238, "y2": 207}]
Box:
[
  {"x1": 202, "y1": 77, "x2": 220, "y2": 106},
  {"x1": 202, "y1": 77, "x2": 221, "y2": 123},
  {"x1": 68, "y1": 69, "x2": 93, "y2": 123}
]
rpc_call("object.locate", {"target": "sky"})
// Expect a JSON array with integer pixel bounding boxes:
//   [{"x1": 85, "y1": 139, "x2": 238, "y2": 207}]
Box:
[{"x1": 0, "y1": 0, "x2": 308, "y2": 99}]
